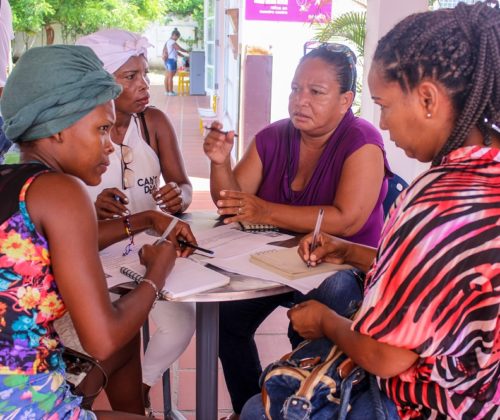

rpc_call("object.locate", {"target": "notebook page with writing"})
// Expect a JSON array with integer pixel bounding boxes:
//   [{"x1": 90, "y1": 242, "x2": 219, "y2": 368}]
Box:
[
  {"x1": 120, "y1": 258, "x2": 230, "y2": 299},
  {"x1": 250, "y1": 246, "x2": 350, "y2": 280}
]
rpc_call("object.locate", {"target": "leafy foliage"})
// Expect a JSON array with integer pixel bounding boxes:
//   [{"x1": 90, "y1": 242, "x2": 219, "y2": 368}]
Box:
[
  {"x1": 314, "y1": 11, "x2": 366, "y2": 57},
  {"x1": 163, "y1": 0, "x2": 203, "y2": 36},
  {"x1": 312, "y1": 11, "x2": 367, "y2": 115},
  {"x1": 10, "y1": 0, "x2": 168, "y2": 41},
  {"x1": 10, "y1": 0, "x2": 54, "y2": 35}
]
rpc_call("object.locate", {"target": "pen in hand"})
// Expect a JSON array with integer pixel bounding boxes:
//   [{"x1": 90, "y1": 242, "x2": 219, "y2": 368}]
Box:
[
  {"x1": 178, "y1": 239, "x2": 214, "y2": 255},
  {"x1": 154, "y1": 218, "x2": 179, "y2": 245},
  {"x1": 307, "y1": 208, "x2": 324, "y2": 268},
  {"x1": 204, "y1": 125, "x2": 239, "y2": 138}
]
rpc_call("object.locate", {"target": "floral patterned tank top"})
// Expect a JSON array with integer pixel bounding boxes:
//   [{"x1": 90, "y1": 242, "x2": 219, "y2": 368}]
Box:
[{"x1": 0, "y1": 163, "x2": 66, "y2": 375}]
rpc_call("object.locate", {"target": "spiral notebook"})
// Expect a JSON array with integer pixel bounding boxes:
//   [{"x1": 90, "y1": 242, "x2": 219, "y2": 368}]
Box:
[
  {"x1": 119, "y1": 258, "x2": 230, "y2": 299},
  {"x1": 239, "y1": 221, "x2": 279, "y2": 232},
  {"x1": 250, "y1": 246, "x2": 349, "y2": 280}
]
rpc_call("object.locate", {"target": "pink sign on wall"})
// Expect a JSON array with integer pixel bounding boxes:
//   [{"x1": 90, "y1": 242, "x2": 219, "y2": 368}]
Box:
[{"x1": 245, "y1": 0, "x2": 332, "y2": 23}]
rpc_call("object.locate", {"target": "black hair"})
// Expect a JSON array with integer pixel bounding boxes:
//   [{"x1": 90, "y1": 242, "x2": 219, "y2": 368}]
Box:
[
  {"x1": 172, "y1": 28, "x2": 181, "y2": 38},
  {"x1": 300, "y1": 44, "x2": 357, "y2": 95},
  {"x1": 373, "y1": 1, "x2": 500, "y2": 166}
]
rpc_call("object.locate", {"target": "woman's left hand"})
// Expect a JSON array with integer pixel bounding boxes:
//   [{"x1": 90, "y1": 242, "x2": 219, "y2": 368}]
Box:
[
  {"x1": 216, "y1": 190, "x2": 270, "y2": 224},
  {"x1": 287, "y1": 300, "x2": 334, "y2": 340},
  {"x1": 154, "y1": 182, "x2": 184, "y2": 214}
]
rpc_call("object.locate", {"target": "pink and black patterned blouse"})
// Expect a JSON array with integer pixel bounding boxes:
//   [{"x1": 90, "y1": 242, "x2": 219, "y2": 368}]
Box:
[{"x1": 353, "y1": 147, "x2": 500, "y2": 419}]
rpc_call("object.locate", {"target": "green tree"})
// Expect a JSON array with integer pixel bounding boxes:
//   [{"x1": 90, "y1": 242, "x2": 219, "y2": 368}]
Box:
[
  {"x1": 10, "y1": 0, "x2": 168, "y2": 45},
  {"x1": 10, "y1": 0, "x2": 54, "y2": 50},
  {"x1": 164, "y1": 0, "x2": 203, "y2": 41}
]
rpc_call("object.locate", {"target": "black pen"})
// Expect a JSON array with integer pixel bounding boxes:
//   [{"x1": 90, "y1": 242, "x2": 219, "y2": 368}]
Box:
[
  {"x1": 178, "y1": 239, "x2": 214, "y2": 255},
  {"x1": 203, "y1": 125, "x2": 239, "y2": 138}
]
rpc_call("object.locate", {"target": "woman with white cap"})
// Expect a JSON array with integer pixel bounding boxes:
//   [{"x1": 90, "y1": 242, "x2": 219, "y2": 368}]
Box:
[{"x1": 76, "y1": 29, "x2": 195, "y2": 410}]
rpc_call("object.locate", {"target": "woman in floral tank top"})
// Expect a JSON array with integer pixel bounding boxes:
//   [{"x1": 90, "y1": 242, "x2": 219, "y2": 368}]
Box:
[{"x1": 0, "y1": 45, "x2": 196, "y2": 418}]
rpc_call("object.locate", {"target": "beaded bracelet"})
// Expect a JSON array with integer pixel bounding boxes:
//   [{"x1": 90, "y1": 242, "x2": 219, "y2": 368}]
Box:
[
  {"x1": 122, "y1": 215, "x2": 135, "y2": 256},
  {"x1": 138, "y1": 278, "x2": 161, "y2": 305}
]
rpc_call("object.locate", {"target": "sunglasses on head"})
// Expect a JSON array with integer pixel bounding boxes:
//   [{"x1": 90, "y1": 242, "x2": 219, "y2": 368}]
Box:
[{"x1": 303, "y1": 41, "x2": 357, "y2": 63}]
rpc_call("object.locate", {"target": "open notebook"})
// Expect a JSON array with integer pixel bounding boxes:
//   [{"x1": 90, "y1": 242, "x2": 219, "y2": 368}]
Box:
[
  {"x1": 250, "y1": 246, "x2": 350, "y2": 280},
  {"x1": 120, "y1": 258, "x2": 230, "y2": 300}
]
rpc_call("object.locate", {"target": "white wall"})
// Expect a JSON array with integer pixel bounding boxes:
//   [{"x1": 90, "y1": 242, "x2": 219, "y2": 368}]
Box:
[
  {"x1": 238, "y1": 1, "x2": 365, "y2": 122},
  {"x1": 240, "y1": 20, "x2": 314, "y2": 122},
  {"x1": 361, "y1": 0, "x2": 429, "y2": 183},
  {"x1": 144, "y1": 20, "x2": 198, "y2": 68}
]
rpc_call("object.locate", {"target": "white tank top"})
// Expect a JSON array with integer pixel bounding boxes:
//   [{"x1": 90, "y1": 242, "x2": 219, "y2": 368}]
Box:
[
  {"x1": 166, "y1": 39, "x2": 177, "y2": 60},
  {"x1": 86, "y1": 115, "x2": 161, "y2": 215}
]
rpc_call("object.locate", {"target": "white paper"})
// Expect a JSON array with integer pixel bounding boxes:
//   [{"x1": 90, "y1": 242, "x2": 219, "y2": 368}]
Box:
[
  {"x1": 191, "y1": 223, "x2": 293, "y2": 259},
  {"x1": 100, "y1": 232, "x2": 230, "y2": 297},
  {"x1": 122, "y1": 258, "x2": 230, "y2": 299}
]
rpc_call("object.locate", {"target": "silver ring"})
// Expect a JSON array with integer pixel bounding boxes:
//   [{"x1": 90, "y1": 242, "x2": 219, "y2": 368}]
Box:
[{"x1": 238, "y1": 207, "x2": 243, "y2": 214}]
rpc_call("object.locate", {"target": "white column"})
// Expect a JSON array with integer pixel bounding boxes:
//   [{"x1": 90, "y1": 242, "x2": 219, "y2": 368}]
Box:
[{"x1": 361, "y1": 0, "x2": 429, "y2": 183}]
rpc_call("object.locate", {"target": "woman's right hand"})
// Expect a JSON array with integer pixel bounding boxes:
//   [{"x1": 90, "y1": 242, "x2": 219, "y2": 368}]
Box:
[
  {"x1": 95, "y1": 188, "x2": 129, "y2": 220},
  {"x1": 202, "y1": 121, "x2": 235, "y2": 165},
  {"x1": 139, "y1": 241, "x2": 177, "y2": 291},
  {"x1": 298, "y1": 232, "x2": 351, "y2": 267}
]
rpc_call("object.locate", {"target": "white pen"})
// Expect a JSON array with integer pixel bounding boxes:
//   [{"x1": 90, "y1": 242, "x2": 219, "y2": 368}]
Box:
[
  {"x1": 308, "y1": 208, "x2": 324, "y2": 267},
  {"x1": 154, "y1": 217, "x2": 179, "y2": 245}
]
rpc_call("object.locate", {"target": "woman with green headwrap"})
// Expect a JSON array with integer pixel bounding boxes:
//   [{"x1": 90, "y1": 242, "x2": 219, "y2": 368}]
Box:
[{"x1": 0, "y1": 45, "x2": 196, "y2": 418}]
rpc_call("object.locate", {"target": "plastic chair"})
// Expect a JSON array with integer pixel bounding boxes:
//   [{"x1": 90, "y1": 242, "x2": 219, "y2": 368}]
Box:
[
  {"x1": 198, "y1": 94, "x2": 218, "y2": 134},
  {"x1": 383, "y1": 173, "x2": 408, "y2": 217},
  {"x1": 177, "y1": 71, "x2": 190, "y2": 96}
]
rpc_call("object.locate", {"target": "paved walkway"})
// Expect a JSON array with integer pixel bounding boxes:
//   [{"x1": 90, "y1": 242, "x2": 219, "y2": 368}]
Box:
[{"x1": 149, "y1": 82, "x2": 217, "y2": 212}]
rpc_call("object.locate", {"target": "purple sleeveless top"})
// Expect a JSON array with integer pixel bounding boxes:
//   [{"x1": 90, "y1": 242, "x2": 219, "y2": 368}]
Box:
[{"x1": 255, "y1": 110, "x2": 390, "y2": 247}]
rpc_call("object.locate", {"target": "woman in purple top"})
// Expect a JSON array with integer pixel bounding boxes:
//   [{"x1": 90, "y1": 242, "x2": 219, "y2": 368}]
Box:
[{"x1": 203, "y1": 44, "x2": 390, "y2": 418}]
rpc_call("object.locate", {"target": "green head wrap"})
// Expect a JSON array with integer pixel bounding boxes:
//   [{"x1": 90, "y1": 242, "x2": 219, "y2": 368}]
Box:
[{"x1": 0, "y1": 44, "x2": 122, "y2": 143}]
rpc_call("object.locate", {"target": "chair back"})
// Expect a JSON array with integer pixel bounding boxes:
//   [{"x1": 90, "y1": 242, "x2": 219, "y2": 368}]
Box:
[{"x1": 383, "y1": 173, "x2": 408, "y2": 217}]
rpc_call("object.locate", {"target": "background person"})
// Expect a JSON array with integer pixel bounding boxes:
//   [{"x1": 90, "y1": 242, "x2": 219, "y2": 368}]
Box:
[
  {"x1": 0, "y1": 44, "x2": 193, "y2": 419},
  {"x1": 243, "y1": 2, "x2": 500, "y2": 418},
  {"x1": 204, "y1": 44, "x2": 391, "y2": 419},
  {"x1": 76, "y1": 29, "x2": 195, "y2": 411},
  {"x1": 162, "y1": 28, "x2": 189, "y2": 96}
]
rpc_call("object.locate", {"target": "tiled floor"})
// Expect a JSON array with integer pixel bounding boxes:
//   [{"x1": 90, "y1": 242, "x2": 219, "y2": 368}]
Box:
[{"x1": 93, "y1": 78, "x2": 292, "y2": 418}]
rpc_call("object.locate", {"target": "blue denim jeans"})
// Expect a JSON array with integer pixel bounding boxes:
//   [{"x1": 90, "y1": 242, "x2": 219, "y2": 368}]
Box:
[
  {"x1": 240, "y1": 388, "x2": 400, "y2": 420},
  {"x1": 288, "y1": 269, "x2": 364, "y2": 348},
  {"x1": 219, "y1": 270, "x2": 363, "y2": 414}
]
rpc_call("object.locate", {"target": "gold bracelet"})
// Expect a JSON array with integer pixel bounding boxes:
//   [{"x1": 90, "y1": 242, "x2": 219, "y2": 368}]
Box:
[{"x1": 138, "y1": 278, "x2": 161, "y2": 304}]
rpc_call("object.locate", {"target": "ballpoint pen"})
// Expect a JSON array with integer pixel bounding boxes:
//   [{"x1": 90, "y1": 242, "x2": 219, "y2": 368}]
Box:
[
  {"x1": 154, "y1": 217, "x2": 179, "y2": 245},
  {"x1": 307, "y1": 208, "x2": 324, "y2": 267},
  {"x1": 203, "y1": 125, "x2": 239, "y2": 138},
  {"x1": 178, "y1": 239, "x2": 214, "y2": 255}
]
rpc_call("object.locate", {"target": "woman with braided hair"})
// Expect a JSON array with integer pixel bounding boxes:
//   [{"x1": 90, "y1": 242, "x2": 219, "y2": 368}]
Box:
[{"x1": 243, "y1": 1, "x2": 500, "y2": 418}]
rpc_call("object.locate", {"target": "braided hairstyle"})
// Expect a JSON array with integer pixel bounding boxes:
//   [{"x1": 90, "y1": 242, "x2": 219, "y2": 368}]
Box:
[
  {"x1": 373, "y1": 1, "x2": 500, "y2": 166},
  {"x1": 301, "y1": 44, "x2": 357, "y2": 95}
]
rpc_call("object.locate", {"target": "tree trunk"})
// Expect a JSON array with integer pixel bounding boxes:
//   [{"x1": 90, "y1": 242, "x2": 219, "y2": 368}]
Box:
[{"x1": 45, "y1": 25, "x2": 55, "y2": 45}]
